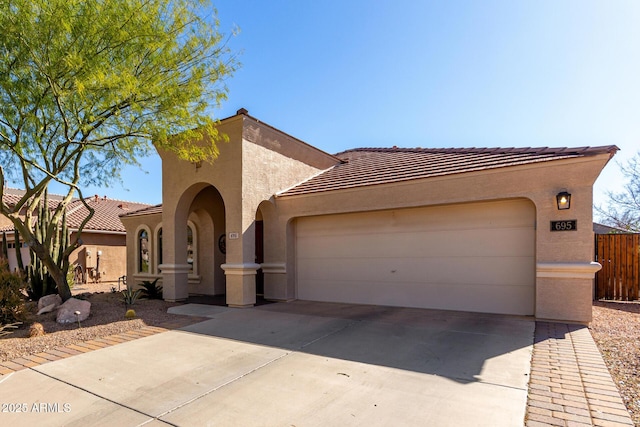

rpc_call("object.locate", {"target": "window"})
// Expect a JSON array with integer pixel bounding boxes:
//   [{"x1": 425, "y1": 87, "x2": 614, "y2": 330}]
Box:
[
  {"x1": 187, "y1": 225, "x2": 194, "y2": 273},
  {"x1": 138, "y1": 229, "x2": 149, "y2": 273},
  {"x1": 157, "y1": 227, "x2": 163, "y2": 269}
]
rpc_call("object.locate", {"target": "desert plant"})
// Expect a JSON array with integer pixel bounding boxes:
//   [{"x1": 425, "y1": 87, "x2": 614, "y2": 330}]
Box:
[
  {"x1": 0, "y1": 322, "x2": 22, "y2": 338},
  {"x1": 125, "y1": 309, "x2": 136, "y2": 319},
  {"x1": 26, "y1": 190, "x2": 73, "y2": 300},
  {"x1": 0, "y1": 259, "x2": 26, "y2": 324},
  {"x1": 122, "y1": 288, "x2": 142, "y2": 307},
  {"x1": 138, "y1": 279, "x2": 163, "y2": 300}
]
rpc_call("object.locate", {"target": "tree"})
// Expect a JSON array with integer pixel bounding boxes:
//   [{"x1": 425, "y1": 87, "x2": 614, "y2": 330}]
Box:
[
  {"x1": 0, "y1": 0, "x2": 238, "y2": 301},
  {"x1": 596, "y1": 152, "x2": 640, "y2": 232}
]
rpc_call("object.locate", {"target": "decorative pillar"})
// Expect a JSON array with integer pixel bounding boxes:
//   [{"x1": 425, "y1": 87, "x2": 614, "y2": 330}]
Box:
[
  {"x1": 536, "y1": 262, "x2": 602, "y2": 324},
  {"x1": 159, "y1": 263, "x2": 191, "y2": 302},
  {"x1": 221, "y1": 263, "x2": 261, "y2": 307}
]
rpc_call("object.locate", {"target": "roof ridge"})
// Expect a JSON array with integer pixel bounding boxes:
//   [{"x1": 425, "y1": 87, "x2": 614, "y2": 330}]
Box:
[{"x1": 335, "y1": 145, "x2": 618, "y2": 157}]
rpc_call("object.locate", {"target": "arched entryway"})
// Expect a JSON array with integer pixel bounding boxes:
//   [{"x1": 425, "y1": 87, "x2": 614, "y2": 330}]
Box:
[{"x1": 161, "y1": 184, "x2": 226, "y2": 301}]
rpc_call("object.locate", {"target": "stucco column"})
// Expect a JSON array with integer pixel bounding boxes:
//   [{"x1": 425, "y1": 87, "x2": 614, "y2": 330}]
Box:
[
  {"x1": 221, "y1": 263, "x2": 260, "y2": 307},
  {"x1": 161, "y1": 200, "x2": 190, "y2": 302},
  {"x1": 535, "y1": 262, "x2": 602, "y2": 324},
  {"x1": 159, "y1": 263, "x2": 191, "y2": 301},
  {"x1": 222, "y1": 203, "x2": 259, "y2": 307}
]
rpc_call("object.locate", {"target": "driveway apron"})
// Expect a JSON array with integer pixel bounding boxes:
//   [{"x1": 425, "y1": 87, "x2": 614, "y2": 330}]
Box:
[{"x1": 0, "y1": 301, "x2": 534, "y2": 426}]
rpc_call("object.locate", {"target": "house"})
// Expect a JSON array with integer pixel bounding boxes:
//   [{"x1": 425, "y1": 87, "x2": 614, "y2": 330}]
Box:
[
  {"x1": 593, "y1": 222, "x2": 632, "y2": 234},
  {"x1": 1, "y1": 188, "x2": 152, "y2": 285},
  {"x1": 120, "y1": 109, "x2": 617, "y2": 324}
]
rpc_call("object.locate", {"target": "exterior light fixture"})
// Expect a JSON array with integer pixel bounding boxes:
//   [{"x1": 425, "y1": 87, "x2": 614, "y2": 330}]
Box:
[{"x1": 556, "y1": 191, "x2": 571, "y2": 210}]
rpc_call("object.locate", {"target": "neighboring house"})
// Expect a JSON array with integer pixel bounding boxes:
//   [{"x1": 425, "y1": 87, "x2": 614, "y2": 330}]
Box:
[
  {"x1": 1, "y1": 188, "x2": 151, "y2": 284},
  {"x1": 120, "y1": 108, "x2": 617, "y2": 324},
  {"x1": 593, "y1": 222, "x2": 632, "y2": 234}
]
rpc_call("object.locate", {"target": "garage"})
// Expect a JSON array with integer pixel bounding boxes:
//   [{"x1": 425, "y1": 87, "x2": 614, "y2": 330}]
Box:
[{"x1": 296, "y1": 199, "x2": 536, "y2": 315}]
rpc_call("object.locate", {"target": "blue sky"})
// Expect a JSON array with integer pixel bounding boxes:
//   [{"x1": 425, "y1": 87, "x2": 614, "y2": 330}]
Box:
[{"x1": 70, "y1": 1, "x2": 640, "y2": 211}]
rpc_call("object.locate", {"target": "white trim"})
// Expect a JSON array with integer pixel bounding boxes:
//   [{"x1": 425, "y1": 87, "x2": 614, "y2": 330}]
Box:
[
  {"x1": 261, "y1": 263, "x2": 286, "y2": 274},
  {"x1": 536, "y1": 262, "x2": 602, "y2": 279},
  {"x1": 221, "y1": 263, "x2": 261, "y2": 275}
]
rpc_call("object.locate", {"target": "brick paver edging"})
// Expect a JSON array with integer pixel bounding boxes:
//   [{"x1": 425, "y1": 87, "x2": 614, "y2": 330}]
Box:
[
  {"x1": 0, "y1": 317, "x2": 201, "y2": 376},
  {"x1": 526, "y1": 321, "x2": 634, "y2": 427}
]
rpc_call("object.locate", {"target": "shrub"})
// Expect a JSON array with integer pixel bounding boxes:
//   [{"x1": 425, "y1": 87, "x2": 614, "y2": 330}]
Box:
[
  {"x1": 122, "y1": 288, "x2": 142, "y2": 306},
  {"x1": 138, "y1": 279, "x2": 163, "y2": 300},
  {"x1": 0, "y1": 259, "x2": 27, "y2": 324}
]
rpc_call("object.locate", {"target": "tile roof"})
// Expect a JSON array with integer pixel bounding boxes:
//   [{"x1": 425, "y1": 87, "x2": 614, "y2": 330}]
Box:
[
  {"x1": 118, "y1": 204, "x2": 163, "y2": 218},
  {"x1": 278, "y1": 145, "x2": 619, "y2": 197},
  {"x1": 1, "y1": 189, "x2": 152, "y2": 233}
]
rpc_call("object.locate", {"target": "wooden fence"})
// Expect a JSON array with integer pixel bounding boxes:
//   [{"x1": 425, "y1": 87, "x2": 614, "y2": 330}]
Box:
[{"x1": 595, "y1": 233, "x2": 640, "y2": 300}]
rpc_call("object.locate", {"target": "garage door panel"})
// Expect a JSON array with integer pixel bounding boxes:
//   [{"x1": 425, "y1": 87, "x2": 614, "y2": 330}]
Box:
[
  {"x1": 296, "y1": 199, "x2": 535, "y2": 315},
  {"x1": 298, "y1": 257, "x2": 533, "y2": 288},
  {"x1": 297, "y1": 200, "x2": 535, "y2": 236},
  {"x1": 298, "y1": 279, "x2": 534, "y2": 315},
  {"x1": 298, "y1": 227, "x2": 534, "y2": 259}
]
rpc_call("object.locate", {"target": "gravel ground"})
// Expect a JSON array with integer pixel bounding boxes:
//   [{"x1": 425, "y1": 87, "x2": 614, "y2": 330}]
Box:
[
  {"x1": 590, "y1": 300, "x2": 640, "y2": 426},
  {"x1": 0, "y1": 281, "x2": 197, "y2": 363}
]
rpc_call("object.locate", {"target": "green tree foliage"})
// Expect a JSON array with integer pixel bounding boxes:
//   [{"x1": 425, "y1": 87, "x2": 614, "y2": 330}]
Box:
[
  {"x1": 596, "y1": 152, "x2": 640, "y2": 232},
  {"x1": 0, "y1": 0, "x2": 238, "y2": 301}
]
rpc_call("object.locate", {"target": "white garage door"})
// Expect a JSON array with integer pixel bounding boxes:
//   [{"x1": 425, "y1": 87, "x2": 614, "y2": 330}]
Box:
[{"x1": 296, "y1": 199, "x2": 535, "y2": 315}]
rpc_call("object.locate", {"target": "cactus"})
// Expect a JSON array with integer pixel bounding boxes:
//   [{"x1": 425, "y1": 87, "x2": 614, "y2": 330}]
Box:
[
  {"x1": 26, "y1": 189, "x2": 70, "y2": 300},
  {"x1": 14, "y1": 227, "x2": 23, "y2": 272}
]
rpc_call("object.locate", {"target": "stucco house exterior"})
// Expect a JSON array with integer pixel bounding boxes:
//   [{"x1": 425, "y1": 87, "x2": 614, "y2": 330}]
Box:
[
  {"x1": 1, "y1": 188, "x2": 151, "y2": 285},
  {"x1": 120, "y1": 108, "x2": 617, "y2": 324}
]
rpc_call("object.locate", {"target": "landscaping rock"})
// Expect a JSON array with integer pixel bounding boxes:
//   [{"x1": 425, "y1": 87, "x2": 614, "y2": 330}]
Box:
[
  {"x1": 38, "y1": 294, "x2": 62, "y2": 311},
  {"x1": 37, "y1": 303, "x2": 57, "y2": 315},
  {"x1": 56, "y1": 298, "x2": 91, "y2": 324}
]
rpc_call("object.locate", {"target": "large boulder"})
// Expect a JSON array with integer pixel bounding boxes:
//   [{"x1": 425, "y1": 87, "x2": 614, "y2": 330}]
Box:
[
  {"x1": 38, "y1": 294, "x2": 62, "y2": 311},
  {"x1": 56, "y1": 298, "x2": 91, "y2": 324}
]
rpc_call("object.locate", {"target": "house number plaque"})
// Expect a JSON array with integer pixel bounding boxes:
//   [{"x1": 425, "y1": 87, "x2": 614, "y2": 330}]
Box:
[{"x1": 550, "y1": 220, "x2": 577, "y2": 232}]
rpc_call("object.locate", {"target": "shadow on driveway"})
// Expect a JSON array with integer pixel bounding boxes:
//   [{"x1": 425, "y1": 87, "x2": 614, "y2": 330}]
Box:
[{"x1": 176, "y1": 300, "x2": 534, "y2": 386}]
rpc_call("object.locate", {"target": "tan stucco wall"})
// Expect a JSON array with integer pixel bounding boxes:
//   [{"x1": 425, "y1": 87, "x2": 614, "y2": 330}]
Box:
[
  {"x1": 4, "y1": 230, "x2": 128, "y2": 285},
  {"x1": 69, "y1": 232, "x2": 127, "y2": 284}
]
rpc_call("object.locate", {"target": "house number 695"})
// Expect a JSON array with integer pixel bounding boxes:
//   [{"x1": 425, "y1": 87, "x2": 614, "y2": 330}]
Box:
[{"x1": 550, "y1": 220, "x2": 577, "y2": 232}]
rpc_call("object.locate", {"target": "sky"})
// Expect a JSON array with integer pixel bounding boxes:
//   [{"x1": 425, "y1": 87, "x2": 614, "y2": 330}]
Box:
[{"x1": 57, "y1": 0, "x2": 640, "y2": 214}]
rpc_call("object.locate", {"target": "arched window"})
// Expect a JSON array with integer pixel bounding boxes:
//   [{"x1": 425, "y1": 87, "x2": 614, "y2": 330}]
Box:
[
  {"x1": 157, "y1": 227, "x2": 163, "y2": 270},
  {"x1": 187, "y1": 225, "x2": 194, "y2": 273},
  {"x1": 138, "y1": 229, "x2": 150, "y2": 273}
]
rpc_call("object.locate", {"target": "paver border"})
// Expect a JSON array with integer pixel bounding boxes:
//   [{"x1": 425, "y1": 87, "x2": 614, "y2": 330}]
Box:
[{"x1": 525, "y1": 321, "x2": 634, "y2": 427}]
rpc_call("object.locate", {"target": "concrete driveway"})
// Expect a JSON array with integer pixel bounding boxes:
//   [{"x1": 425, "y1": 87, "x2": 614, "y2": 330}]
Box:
[{"x1": 0, "y1": 301, "x2": 534, "y2": 426}]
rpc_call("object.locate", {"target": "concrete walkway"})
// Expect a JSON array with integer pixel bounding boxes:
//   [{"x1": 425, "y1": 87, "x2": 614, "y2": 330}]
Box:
[{"x1": 0, "y1": 301, "x2": 634, "y2": 426}]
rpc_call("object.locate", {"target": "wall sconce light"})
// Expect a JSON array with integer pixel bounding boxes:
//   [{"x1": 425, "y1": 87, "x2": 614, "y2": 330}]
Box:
[{"x1": 556, "y1": 191, "x2": 571, "y2": 210}]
